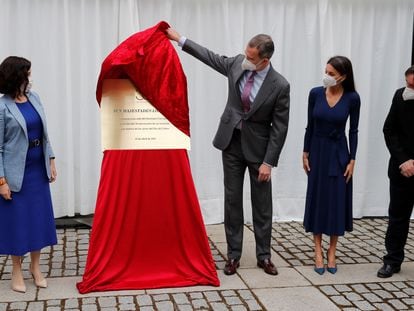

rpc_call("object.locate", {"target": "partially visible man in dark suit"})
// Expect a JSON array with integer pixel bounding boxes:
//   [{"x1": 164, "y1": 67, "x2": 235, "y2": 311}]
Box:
[
  {"x1": 378, "y1": 65, "x2": 414, "y2": 278},
  {"x1": 166, "y1": 28, "x2": 290, "y2": 276}
]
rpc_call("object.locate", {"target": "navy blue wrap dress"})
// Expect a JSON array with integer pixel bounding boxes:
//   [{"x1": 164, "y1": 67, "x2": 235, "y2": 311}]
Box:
[{"x1": 303, "y1": 86, "x2": 360, "y2": 236}]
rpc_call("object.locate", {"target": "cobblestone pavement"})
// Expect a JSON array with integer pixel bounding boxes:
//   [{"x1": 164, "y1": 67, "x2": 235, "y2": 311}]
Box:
[{"x1": 0, "y1": 218, "x2": 413, "y2": 310}]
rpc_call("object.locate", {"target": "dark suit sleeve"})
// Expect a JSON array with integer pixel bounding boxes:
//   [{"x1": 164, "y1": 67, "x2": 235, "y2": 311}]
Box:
[
  {"x1": 383, "y1": 90, "x2": 410, "y2": 165},
  {"x1": 182, "y1": 39, "x2": 236, "y2": 76},
  {"x1": 264, "y1": 83, "x2": 290, "y2": 166}
]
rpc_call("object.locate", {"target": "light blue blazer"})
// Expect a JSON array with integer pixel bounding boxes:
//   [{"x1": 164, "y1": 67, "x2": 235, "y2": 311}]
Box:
[{"x1": 0, "y1": 91, "x2": 55, "y2": 192}]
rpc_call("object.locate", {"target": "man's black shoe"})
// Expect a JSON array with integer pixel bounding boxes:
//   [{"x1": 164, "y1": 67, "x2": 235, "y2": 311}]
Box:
[
  {"x1": 224, "y1": 258, "x2": 240, "y2": 275},
  {"x1": 377, "y1": 264, "x2": 401, "y2": 278}
]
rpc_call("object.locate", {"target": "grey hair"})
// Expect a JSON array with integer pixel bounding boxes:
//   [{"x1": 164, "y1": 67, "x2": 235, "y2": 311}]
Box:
[{"x1": 248, "y1": 34, "x2": 274, "y2": 59}]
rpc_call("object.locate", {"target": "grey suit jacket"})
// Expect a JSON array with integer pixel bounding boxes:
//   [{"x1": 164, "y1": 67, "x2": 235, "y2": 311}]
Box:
[
  {"x1": 183, "y1": 39, "x2": 290, "y2": 166},
  {"x1": 0, "y1": 91, "x2": 55, "y2": 192}
]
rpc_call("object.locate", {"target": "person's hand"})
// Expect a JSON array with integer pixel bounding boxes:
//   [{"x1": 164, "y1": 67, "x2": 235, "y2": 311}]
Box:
[
  {"x1": 50, "y1": 158, "x2": 57, "y2": 182},
  {"x1": 258, "y1": 164, "x2": 272, "y2": 182},
  {"x1": 303, "y1": 152, "x2": 310, "y2": 174},
  {"x1": 166, "y1": 28, "x2": 181, "y2": 42},
  {"x1": 400, "y1": 159, "x2": 414, "y2": 178},
  {"x1": 0, "y1": 184, "x2": 12, "y2": 200},
  {"x1": 344, "y1": 160, "x2": 355, "y2": 183}
]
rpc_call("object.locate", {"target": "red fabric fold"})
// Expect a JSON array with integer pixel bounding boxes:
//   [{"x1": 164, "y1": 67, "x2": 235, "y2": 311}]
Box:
[
  {"x1": 77, "y1": 22, "x2": 219, "y2": 293},
  {"x1": 96, "y1": 21, "x2": 189, "y2": 136}
]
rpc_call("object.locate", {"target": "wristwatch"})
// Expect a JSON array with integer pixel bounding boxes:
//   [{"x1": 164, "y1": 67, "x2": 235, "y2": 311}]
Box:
[{"x1": 0, "y1": 177, "x2": 7, "y2": 186}]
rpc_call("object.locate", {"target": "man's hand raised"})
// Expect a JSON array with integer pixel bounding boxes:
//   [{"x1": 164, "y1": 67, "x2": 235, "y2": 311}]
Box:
[{"x1": 166, "y1": 28, "x2": 181, "y2": 42}]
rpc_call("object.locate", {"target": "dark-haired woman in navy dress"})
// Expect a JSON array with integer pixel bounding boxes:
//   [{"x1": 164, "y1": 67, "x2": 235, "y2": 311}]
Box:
[
  {"x1": 303, "y1": 56, "x2": 360, "y2": 275},
  {"x1": 0, "y1": 56, "x2": 57, "y2": 293}
]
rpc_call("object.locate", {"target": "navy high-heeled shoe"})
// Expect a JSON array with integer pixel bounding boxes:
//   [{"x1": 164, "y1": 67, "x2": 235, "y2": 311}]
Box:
[
  {"x1": 326, "y1": 251, "x2": 337, "y2": 274},
  {"x1": 314, "y1": 252, "x2": 325, "y2": 275},
  {"x1": 314, "y1": 266, "x2": 325, "y2": 275}
]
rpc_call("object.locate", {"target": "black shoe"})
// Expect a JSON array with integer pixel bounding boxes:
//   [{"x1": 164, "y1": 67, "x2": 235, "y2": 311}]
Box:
[
  {"x1": 224, "y1": 258, "x2": 240, "y2": 275},
  {"x1": 257, "y1": 258, "x2": 278, "y2": 275},
  {"x1": 377, "y1": 264, "x2": 401, "y2": 278}
]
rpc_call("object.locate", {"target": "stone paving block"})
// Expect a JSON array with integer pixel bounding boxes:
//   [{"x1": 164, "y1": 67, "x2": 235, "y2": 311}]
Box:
[
  {"x1": 330, "y1": 295, "x2": 353, "y2": 307},
  {"x1": 221, "y1": 290, "x2": 236, "y2": 297},
  {"x1": 119, "y1": 296, "x2": 134, "y2": 304},
  {"x1": 319, "y1": 285, "x2": 340, "y2": 296},
  {"x1": 351, "y1": 284, "x2": 370, "y2": 293},
  {"x1": 238, "y1": 267, "x2": 310, "y2": 289},
  {"x1": 82, "y1": 304, "x2": 98, "y2": 311},
  {"x1": 176, "y1": 305, "x2": 193, "y2": 311},
  {"x1": 210, "y1": 302, "x2": 230, "y2": 311},
  {"x1": 140, "y1": 306, "x2": 155, "y2": 311},
  {"x1": 192, "y1": 298, "x2": 209, "y2": 309},
  {"x1": 254, "y1": 287, "x2": 339, "y2": 311},
  {"x1": 403, "y1": 287, "x2": 414, "y2": 295},
  {"x1": 189, "y1": 292, "x2": 203, "y2": 299},
  {"x1": 98, "y1": 296, "x2": 116, "y2": 307},
  {"x1": 388, "y1": 299, "x2": 408, "y2": 310},
  {"x1": 224, "y1": 296, "x2": 242, "y2": 305},
  {"x1": 137, "y1": 294, "x2": 152, "y2": 306},
  {"x1": 393, "y1": 281, "x2": 407, "y2": 289},
  {"x1": 374, "y1": 289, "x2": 393, "y2": 299},
  {"x1": 402, "y1": 298, "x2": 414, "y2": 305},
  {"x1": 244, "y1": 299, "x2": 262, "y2": 311},
  {"x1": 372, "y1": 303, "x2": 394, "y2": 311},
  {"x1": 204, "y1": 291, "x2": 221, "y2": 302},
  {"x1": 47, "y1": 299, "x2": 61, "y2": 306},
  {"x1": 344, "y1": 292, "x2": 363, "y2": 301},
  {"x1": 352, "y1": 300, "x2": 376, "y2": 311},
  {"x1": 155, "y1": 301, "x2": 175, "y2": 311},
  {"x1": 65, "y1": 298, "x2": 79, "y2": 308},
  {"x1": 238, "y1": 289, "x2": 254, "y2": 300},
  {"x1": 172, "y1": 293, "x2": 189, "y2": 304},
  {"x1": 394, "y1": 291, "x2": 409, "y2": 298},
  {"x1": 366, "y1": 283, "x2": 381, "y2": 290},
  {"x1": 153, "y1": 293, "x2": 169, "y2": 301},
  {"x1": 9, "y1": 301, "x2": 27, "y2": 310},
  {"x1": 27, "y1": 302, "x2": 46, "y2": 311},
  {"x1": 0, "y1": 303, "x2": 6, "y2": 311},
  {"x1": 361, "y1": 293, "x2": 381, "y2": 303},
  {"x1": 333, "y1": 284, "x2": 352, "y2": 292},
  {"x1": 231, "y1": 305, "x2": 247, "y2": 311},
  {"x1": 119, "y1": 304, "x2": 136, "y2": 310}
]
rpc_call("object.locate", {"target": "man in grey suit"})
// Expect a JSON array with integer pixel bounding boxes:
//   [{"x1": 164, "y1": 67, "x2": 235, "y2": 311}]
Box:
[{"x1": 167, "y1": 28, "x2": 290, "y2": 275}]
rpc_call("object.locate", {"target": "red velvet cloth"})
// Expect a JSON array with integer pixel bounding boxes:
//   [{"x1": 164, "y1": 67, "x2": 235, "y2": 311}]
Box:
[
  {"x1": 77, "y1": 22, "x2": 219, "y2": 293},
  {"x1": 96, "y1": 21, "x2": 189, "y2": 136}
]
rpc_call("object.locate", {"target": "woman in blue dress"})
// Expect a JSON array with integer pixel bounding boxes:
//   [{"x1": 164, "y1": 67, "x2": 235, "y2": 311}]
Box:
[
  {"x1": 303, "y1": 56, "x2": 360, "y2": 275},
  {"x1": 0, "y1": 56, "x2": 57, "y2": 292}
]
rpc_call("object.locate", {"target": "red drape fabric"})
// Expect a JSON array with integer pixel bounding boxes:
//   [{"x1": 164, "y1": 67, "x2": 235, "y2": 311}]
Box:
[{"x1": 77, "y1": 21, "x2": 219, "y2": 293}]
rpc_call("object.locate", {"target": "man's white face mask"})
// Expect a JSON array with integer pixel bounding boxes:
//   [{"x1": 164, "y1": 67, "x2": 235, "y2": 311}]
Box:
[
  {"x1": 402, "y1": 87, "x2": 414, "y2": 101},
  {"x1": 241, "y1": 57, "x2": 257, "y2": 71},
  {"x1": 241, "y1": 56, "x2": 266, "y2": 72}
]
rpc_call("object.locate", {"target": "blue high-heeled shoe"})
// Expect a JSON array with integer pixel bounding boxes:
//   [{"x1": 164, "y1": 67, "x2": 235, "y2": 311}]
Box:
[
  {"x1": 314, "y1": 266, "x2": 325, "y2": 275},
  {"x1": 326, "y1": 251, "x2": 337, "y2": 274},
  {"x1": 314, "y1": 252, "x2": 325, "y2": 275}
]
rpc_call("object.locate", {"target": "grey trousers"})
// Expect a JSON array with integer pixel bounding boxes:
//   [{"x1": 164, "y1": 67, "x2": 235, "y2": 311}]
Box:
[{"x1": 222, "y1": 129, "x2": 273, "y2": 261}]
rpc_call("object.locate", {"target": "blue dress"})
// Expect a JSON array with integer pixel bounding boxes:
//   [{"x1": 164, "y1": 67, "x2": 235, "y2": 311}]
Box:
[
  {"x1": 0, "y1": 101, "x2": 57, "y2": 256},
  {"x1": 303, "y1": 87, "x2": 360, "y2": 236}
]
